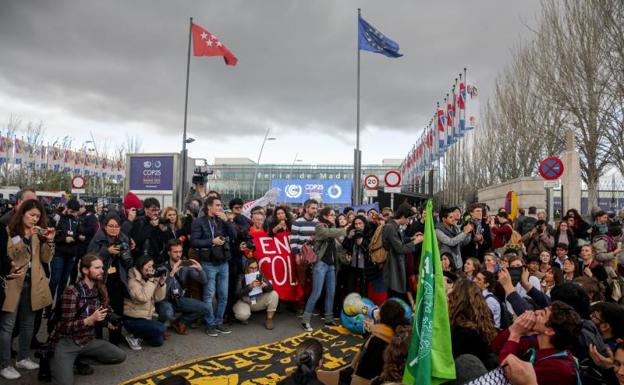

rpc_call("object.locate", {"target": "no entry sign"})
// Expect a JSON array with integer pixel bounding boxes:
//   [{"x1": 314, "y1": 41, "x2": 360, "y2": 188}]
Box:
[
  {"x1": 384, "y1": 170, "x2": 401, "y2": 187},
  {"x1": 538, "y1": 157, "x2": 564, "y2": 180}
]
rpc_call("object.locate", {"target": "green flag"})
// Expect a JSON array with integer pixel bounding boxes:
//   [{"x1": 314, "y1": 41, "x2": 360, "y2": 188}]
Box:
[{"x1": 403, "y1": 199, "x2": 456, "y2": 385}]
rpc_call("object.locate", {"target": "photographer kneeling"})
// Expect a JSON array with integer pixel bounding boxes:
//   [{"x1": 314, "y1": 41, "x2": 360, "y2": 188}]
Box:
[
  {"x1": 233, "y1": 258, "x2": 279, "y2": 330},
  {"x1": 123, "y1": 255, "x2": 167, "y2": 348},
  {"x1": 156, "y1": 239, "x2": 209, "y2": 335},
  {"x1": 50, "y1": 255, "x2": 126, "y2": 385}
]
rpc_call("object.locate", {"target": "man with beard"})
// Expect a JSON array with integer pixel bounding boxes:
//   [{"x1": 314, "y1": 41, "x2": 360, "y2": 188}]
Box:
[{"x1": 50, "y1": 255, "x2": 126, "y2": 385}]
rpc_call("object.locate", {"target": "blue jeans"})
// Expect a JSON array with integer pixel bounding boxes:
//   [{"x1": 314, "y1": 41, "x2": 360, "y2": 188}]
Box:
[
  {"x1": 201, "y1": 262, "x2": 229, "y2": 327},
  {"x1": 156, "y1": 298, "x2": 210, "y2": 325},
  {"x1": 50, "y1": 254, "x2": 76, "y2": 301},
  {"x1": 0, "y1": 281, "x2": 35, "y2": 368},
  {"x1": 303, "y1": 261, "x2": 336, "y2": 324},
  {"x1": 123, "y1": 317, "x2": 165, "y2": 347}
]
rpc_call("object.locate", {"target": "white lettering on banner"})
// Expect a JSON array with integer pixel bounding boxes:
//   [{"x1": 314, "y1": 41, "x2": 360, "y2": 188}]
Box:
[
  {"x1": 271, "y1": 256, "x2": 287, "y2": 286},
  {"x1": 259, "y1": 238, "x2": 276, "y2": 254},
  {"x1": 252, "y1": 231, "x2": 303, "y2": 302},
  {"x1": 143, "y1": 170, "x2": 161, "y2": 176},
  {"x1": 273, "y1": 237, "x2": 291, "y2": 254}
]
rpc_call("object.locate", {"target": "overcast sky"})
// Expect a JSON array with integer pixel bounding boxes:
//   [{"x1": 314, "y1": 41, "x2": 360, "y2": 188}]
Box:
[{"x1": 0, "y1": 0, "x2": 541, "y2": 166}]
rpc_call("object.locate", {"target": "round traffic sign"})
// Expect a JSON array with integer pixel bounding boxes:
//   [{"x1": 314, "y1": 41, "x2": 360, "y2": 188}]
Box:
[
  {"x1": 384, "y1": 170, "x2": 401, "y2": 187},
  {"x1": 363, "y1": 174, "x2": 379, "y2": 190},
  {"x1": 72, "y1": 176, "x2": 86, "y2": 189},
  {"x1": 538, "y1": 157, "x2": 564, "y2": 180}
]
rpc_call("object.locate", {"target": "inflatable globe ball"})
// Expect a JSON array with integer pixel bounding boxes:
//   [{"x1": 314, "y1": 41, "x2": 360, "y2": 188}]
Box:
[{"x1": 341, "y1": 297, "x2": 375, "y2": 334}]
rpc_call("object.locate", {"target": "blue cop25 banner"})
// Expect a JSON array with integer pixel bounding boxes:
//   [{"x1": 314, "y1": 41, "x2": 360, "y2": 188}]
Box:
[{"x1": 271, "y1": 179, "x2": 352, "y2": 204}]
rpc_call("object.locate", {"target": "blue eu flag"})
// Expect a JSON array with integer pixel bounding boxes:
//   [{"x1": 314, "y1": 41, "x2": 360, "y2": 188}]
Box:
[{"x1": 358, "y1": 16, "x2": 402, "y2": 58}]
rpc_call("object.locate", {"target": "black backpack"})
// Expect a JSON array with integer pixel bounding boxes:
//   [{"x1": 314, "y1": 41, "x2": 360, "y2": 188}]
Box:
[{"x1": 485, "y1": 293, "x2": 513, "y2": 330}]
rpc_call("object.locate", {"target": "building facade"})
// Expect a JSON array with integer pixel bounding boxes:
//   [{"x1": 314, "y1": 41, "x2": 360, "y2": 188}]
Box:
[{"x1": 206, "y1": 158, "x2": 400, "y2": 204}]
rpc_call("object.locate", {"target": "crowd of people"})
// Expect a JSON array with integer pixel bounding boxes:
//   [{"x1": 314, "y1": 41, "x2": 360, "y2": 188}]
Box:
[{"x1": 1, "y1": 184, "x2": 624, "y2": 385}]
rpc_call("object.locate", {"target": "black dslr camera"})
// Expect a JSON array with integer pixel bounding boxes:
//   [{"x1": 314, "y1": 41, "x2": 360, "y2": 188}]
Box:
[
  {"x1": 96, "y1": 306, "x2": 123, "y2": 328},
  {"x1": 153, "y1": 265, "x2": 169, "y2": 278},
  {"x1": 112, "y1": 239, "x2": 133, "y2": 269},
  {"x1": 245, "y1": 240, "x2": 256, "y2": 252}
]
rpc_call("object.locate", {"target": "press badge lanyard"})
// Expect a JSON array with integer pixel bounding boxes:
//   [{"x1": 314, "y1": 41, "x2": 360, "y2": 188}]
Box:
[{"x1": 207, "y1": 218, "x2": 216, "y2": 239}]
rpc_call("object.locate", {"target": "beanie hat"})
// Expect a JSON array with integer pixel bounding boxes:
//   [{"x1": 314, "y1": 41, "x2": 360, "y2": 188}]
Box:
[
  {"x1": 66, "y1": 199, "x2": 81, "y2": 211},
  {"x1": 123, "y1": 192, "x2": 142, "y2": 211}
]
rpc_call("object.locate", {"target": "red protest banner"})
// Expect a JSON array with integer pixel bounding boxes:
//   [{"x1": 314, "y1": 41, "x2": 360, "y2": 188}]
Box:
[{"x1": 250, "y1": 231, "x2": 303, "y2": 302}]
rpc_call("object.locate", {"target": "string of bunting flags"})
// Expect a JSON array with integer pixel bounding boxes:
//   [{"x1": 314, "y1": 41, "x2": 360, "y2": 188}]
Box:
[
  {"x1": 399, "y1": 70, "x2": 480, "y2": 187},
  {"x1": 0, "y1": 135, "x2": 125, "y2": 180}
]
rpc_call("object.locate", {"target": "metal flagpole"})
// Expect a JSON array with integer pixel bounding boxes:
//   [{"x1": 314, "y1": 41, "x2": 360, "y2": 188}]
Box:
[
  {"x1": 354, "y1": 8, "x2": 362, "y2": 205},
  {"x1": 180, "y1": 17, "x2": 193, "y2": 210}
]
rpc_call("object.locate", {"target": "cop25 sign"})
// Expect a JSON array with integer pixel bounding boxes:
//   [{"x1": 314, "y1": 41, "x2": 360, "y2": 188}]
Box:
[
  {"x1": 271, "y1": 179, "x2": 352, "y2": 204},
  {"x1": 129, "y1": 156, "x2": 174, "y2": 191}
]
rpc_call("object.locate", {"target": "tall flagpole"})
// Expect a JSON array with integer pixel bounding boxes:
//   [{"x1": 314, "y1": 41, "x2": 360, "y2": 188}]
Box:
[
  {"x1": 180, "y1": 17, "x2": 193, "y2": 210},
  {"x1": 354, "y1": 8, "x2": 362, "y2": 205}
]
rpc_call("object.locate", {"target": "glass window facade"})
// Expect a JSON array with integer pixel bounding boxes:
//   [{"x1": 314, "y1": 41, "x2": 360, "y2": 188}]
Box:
[{"x1": 207, "y1": 163, "x2": 395, "y2": 204}]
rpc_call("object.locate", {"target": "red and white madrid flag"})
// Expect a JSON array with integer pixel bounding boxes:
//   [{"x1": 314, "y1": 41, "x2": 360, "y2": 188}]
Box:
[{"x1": 191, "y1": 22, "x2": 238, "y2": 66}]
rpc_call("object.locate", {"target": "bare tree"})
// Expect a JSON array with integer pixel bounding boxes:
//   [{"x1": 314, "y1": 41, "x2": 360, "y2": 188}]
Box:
[
  {"x1": 125, "y1": 134, "x2": 142, "y2": 154},
  {"x1": 532, "y1": 0, "x2": 615, "y2": 209}
]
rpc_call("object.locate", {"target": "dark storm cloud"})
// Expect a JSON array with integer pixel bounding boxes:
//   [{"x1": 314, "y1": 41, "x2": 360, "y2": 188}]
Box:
[{"x1": 0, "y1": 0, "x2": 540, "y2": 142}]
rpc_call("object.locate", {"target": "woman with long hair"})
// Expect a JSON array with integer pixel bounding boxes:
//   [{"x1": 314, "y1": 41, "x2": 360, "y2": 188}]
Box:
[
  {"x1": 301, "y1": 207, "x2": 346, "y2": 332},
  {"x1": 448, "y1": 279, "x2": 498, "y2": 369},
  {"x1": 565, "y1": 209, "x2": 591, "y2": 242},
  {"x1": 553, "y1": 220, "x2": 578, "y2": 256},
  {"x1": 579, "y1": 245, "x2": 609, "y2": 290},
  {"x1": 371, "y1": 325, "x2": 413, "y2": 385},
  {"x1": 160, "y1": 207, "x2": 189, "y2": 257},
  {"x1": 268, "y1": 205, "x2": 293, "y2": 236},
  {"x1": 87, "y1": 214, "x2": 133, "y2": 345},
  {"x1": 463, "y1": 257, "x2": 481, "y2": 281},
  {"x1": 1, "y1": 199, "x2": 56, "y2": 380},
  {"x1": 278, "y1": 338, "x2": 324, "y2": 385},
  {"x1": 342, "y1": 215, "x2": 371, "y2": 295}
]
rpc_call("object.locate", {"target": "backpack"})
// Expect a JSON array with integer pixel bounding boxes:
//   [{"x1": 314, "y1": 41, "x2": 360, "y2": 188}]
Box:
[
  {"x1": 369, "y1": 224, "x2": 387, "y2": 264},
  {"x1": 485, "y1": 293, "x2": 513, "y2": 330},
  {"x1": 47, "y1": 283, "x2": 96, "y2": 335}
]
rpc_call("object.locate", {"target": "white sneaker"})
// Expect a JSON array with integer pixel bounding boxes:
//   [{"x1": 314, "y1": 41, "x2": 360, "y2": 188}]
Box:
[
  {"x1": 16, "y1": 358, "x2": 39, "y2": 370},
  {"x1": 125, "y1": 335, "x2": 142, "y2": 351},
  {"x1": 301, "y1": 322, "x2": 313, "y2": 332},
  {"x1": 0, "y1": 366, "x2": 21, "y2": 380}
]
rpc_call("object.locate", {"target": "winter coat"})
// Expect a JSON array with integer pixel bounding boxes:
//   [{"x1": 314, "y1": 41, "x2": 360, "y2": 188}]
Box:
[
  {"x1": 382, "y1": 220, "x2": 416, "y2": 294},
  {"x1": 87, "y1": 229, "x2": 132, "y2": 289},
  {"x1": 313, "y1": 224, "x2": 346, "y2": 266},
  {"x1": 436, "y1": 222, "x2": 471, "y2": 270},
  {"x1": 3, "y1": 228, "x2": 54, "y2": 312},
  {"x1": 53, "y1": 213, "x2": 80, "y2": 257},
  {"x1": 123, "y1": 267, "x2": 166, "y2": 320}
]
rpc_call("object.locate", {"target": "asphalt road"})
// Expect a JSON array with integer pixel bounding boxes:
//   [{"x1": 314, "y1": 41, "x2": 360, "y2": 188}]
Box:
[{"x1": 12, "y1": 310, "x2": 322, "y2": 385}]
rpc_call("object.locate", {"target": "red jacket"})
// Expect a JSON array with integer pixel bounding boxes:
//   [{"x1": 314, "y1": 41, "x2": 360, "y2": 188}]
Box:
[
  {"x1": 491, "y1": 223, "x2": 513, "y2": 250},
  {"x1": 492, "y1": 329, "x2": 578, "y2": 385}
]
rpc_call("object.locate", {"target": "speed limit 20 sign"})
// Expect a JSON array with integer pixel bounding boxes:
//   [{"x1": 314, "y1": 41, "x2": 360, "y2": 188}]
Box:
[{"x1": 364, "y1": 174, "x2": 379, "y2": 190}]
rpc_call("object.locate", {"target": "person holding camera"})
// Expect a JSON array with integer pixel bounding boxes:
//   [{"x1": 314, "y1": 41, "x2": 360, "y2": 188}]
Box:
[
  {"x1": 87, "y1": 214, "x2": 134, "y2": 346},
  {"x1": 49, "y1": 255, "x2": 126, "y2": 385},
  {"x1": 232, "y1": 258, "x2": 278, "y2": 330},
  {"x1": 159, "y1": 207, "x2": 189, "y2": 259},
  {"x1": 123, "y1": 255, "x2": 167, "y2": 348},
  {"x1": 50, "y1": 199, "x2": 81, "y2": 305},
  {"x1": 0, "y1": 199, "x2": 55, "y2": 380},
  {"x1": 436, "y1": 206, "x2": 473, "y2": 271},
  {"x1": 460, "y1": 203, "x2": 492, "y2": 263},
  {"x1": 190, "y1": 196, "x2": 237, "y2": 337},
  {"x1": 130, "y1": 198, "x2": 169, "y2": 265},
  {"x1": 156, "y1": 239, "x2": 209, "y2": 335},
  {"x1": 521, "y1": 219, "x2": 555, "y2": 259}
]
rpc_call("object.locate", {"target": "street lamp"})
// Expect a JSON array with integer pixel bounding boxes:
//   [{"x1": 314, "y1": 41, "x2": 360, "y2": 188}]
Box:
[
  {"x1": 251, "y1": 128, "x2": 276, "y2": 199},
  {"x1": 290, "y1": 153, "x2": 303, "y2": 178},
  {"x1": 185, "y1": 137, "x2": 195, "y2": 144}
]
